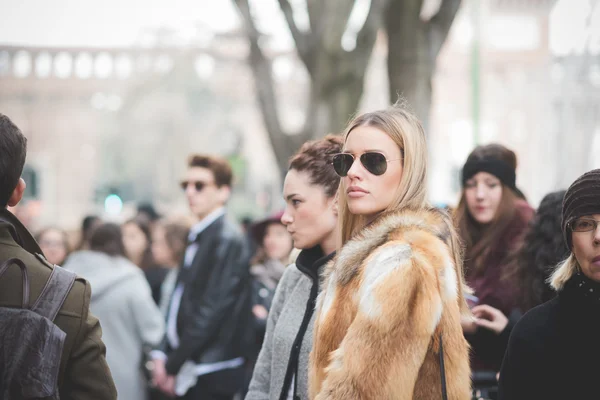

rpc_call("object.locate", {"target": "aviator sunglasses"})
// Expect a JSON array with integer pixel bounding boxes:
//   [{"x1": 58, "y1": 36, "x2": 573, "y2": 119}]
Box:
[{"x1": 331, "y1": 152, "x2": 401, "y2": 177}]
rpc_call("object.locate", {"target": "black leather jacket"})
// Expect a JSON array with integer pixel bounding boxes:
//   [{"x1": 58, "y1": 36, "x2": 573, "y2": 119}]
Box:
[{"x1": 161, "y1": 215, "x2": 252, "y2": 375}]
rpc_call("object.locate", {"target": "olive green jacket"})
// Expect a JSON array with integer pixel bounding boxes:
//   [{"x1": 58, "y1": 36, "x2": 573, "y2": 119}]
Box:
[{"x1": 0, "y1": 209, "x2": 117, "y2": 399}]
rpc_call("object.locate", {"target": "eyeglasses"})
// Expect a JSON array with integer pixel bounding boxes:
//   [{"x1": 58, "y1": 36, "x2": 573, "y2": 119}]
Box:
[
  {"x1": 331, "y1": 152, "x2": 401, "y2": 177},
  {"x1": 180, "y1": 180, "x2": 212, "y2": 192},
  {"x1": 570, "y1": 218, "x2": 600, "y2": 232}
]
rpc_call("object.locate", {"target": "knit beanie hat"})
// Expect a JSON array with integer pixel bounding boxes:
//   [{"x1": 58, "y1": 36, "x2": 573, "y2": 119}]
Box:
[{"x1": 562, "y1": 169, "x2": 600, "y2": 249}]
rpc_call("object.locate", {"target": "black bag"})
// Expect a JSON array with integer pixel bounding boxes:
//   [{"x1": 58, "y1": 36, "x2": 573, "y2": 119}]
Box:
[{"x1": 0, "y1": 257, "x2": 76, "y2": 399}]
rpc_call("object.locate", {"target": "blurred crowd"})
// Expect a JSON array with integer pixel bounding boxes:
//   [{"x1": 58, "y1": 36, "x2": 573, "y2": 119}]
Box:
[{"x1": 2, "y1": 107, "x2": 599, "y2": 400}]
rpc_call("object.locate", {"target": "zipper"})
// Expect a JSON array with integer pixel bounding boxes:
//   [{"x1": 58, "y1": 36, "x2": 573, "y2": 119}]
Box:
[{"x1": 278, "y1": 280, "x2": 318, "y2": 400}]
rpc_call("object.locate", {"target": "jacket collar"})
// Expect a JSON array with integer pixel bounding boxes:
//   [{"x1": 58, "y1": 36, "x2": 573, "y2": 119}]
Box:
[
  {"x1": 295, "y1": 246, "x2": 335, "y2": 281},
  {"x1": 0, "y1": 208, "x2": 43, "y2": 255}
]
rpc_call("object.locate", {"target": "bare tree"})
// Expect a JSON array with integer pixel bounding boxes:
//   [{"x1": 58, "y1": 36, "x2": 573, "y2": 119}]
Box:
[
  {"x1": 386, "y1": 0, "x2": 461, "y2": 132},
  {"x1": 234, "y1": 0, "x2": 387, "y2": 173}
]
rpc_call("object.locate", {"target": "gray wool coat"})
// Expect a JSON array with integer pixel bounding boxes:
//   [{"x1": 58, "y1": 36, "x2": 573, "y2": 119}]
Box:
[{"x1": 245, "y1": 264, "x2": 317, "y2": 400}]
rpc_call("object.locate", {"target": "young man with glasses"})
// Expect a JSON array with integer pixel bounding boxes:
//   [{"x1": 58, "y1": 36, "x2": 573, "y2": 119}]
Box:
[{"x1": 152, "y1": 154, "x2": 252, "y2": 400}]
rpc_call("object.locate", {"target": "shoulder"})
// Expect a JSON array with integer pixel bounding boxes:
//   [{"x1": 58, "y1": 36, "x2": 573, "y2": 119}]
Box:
[
  {"x1": 0, "y1": 247, "x2": 89, "y2": 318},
  {"x1": 510, "y1": 297, "x2": 559, "y2": 343},
  {"x1": 331, "y1": 207, "x2": 454, "y2": 286},
  {"x1": 511, "y1": 200, "x2": 535, "y2": 231},
  {"x1": 219, "y1": 217, "x2": 247, "y2": 247},
  {"x1": 278, "y1": 264, "x2": 304, "y2": 290}
]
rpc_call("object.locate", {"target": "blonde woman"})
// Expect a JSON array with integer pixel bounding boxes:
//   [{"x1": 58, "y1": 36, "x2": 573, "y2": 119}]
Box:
[{"x1": 309, "y1": 105, "x2": 471, "y2": 399}]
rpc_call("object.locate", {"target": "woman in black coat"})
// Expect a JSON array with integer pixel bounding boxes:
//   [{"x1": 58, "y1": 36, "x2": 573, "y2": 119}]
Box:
[{"x1": 499, "y1": 169, "x2": 600, "y2": 400}]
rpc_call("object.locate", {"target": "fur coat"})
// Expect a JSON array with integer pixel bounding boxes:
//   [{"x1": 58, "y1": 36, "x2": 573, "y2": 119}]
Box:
[{"x1": 309, "y1": 208, "x2": 471, "y2": 399}]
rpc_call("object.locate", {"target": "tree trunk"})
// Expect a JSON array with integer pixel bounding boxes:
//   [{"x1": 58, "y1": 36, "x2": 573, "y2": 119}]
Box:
[
  {"x1": 386, "y1": 0, "x2": 461, "y2": 134},
  {"x1": 234, "y1": 0, "x2": 386, "y2": 177}
]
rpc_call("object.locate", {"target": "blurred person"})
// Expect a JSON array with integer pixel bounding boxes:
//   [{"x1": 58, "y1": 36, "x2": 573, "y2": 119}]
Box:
[
  {"x1": 508, "y1": 190, "x2": 569, "y2": 312},
  {"x1": 36, "y1": 226, "x2": 71, "y2": 265},
  {"x1": 249, "y1": 210, "x2": 293, "y2": 325},
  {"x1": 64, "y1": 223, "x2": 164, "y2": 400},
  {"x1": 137, "y1": 202, "x2": 162, "y2": 229},
  {"x1": 454, "y1": 144, "x2": 534, "y2": 394},
  {"x1": 309, "y1": 106, "x2": 471, "y2": 399},
  {"x1": 123, "y1": 217, "x2": 168, "y2": 305},
  {"x1": 77, "y1": 214, "x2": 102, "y2": 250},
  {"x1": 0, "y1": 113, "x2": 116, "y2": 398},
  {"x1": 246, "y1": 135, "x2": 342, "y2": 400},
  {"x1": 243, "y1": 211, "x2": 292, "y2": 394},
  {"x1": 499, "y1": 170, "x2": 600, "y2": 399},
  {"x1": 151, "y1": 154, "x2": 252, "y2": 400},
  {"x1": 151, "y1": 218, "x2": 191, "y2": 316}
]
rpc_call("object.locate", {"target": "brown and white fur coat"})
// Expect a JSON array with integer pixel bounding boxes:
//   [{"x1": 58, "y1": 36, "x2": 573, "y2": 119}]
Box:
[{"x1": 309, "y1": 208, "x2": 471, "y2": 399}]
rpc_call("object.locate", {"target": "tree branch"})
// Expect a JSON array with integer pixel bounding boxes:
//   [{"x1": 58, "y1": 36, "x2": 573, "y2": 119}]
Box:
[
  {"x1": 278, "y1": 0, "x2": 311, "y2": 66},
  {"x1": 234, "y1": 0, "x2": 292, "y2": 170},
  {"x1": 428, "y1": 0, "x2": 461, "y2": 57},
  {"x1": 354, "y1": 0, "x2": 389, "y2": 58}
]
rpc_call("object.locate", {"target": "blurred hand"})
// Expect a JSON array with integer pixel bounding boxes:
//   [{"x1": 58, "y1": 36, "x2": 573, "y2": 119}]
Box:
[
  {"x1": 152, "y1": 358, "x2": 167, "y2": 388},
  {"x1": 253, "y1": 304, "x2": 268, "y2": 320},
  {"x1": 461, "y1": 314, "x2": 478, "y2": 334},
  {"x1": 159, "y1": 375, "x2": 177, "y2": 398},
  {"x1": 472, "y1": 304, "x2": 509, "y2": 334}
]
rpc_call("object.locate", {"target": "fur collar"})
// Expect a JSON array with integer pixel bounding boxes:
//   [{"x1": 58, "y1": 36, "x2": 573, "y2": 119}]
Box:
[{"x1": 326, "y1": 207, "x2": 452, "y2": 286}]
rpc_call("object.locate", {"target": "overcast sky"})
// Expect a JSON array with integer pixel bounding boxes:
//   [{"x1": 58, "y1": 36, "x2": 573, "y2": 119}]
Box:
[{"x1": 0, "y1": 0, "x2": 245, "y2": 47}]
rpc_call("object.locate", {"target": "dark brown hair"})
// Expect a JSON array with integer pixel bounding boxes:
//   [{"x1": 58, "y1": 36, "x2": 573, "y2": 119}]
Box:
[
  {"x1": 188, "y1": 154, "x2": 233, "y2": 187},
  {"x1": 90, "y1": 223, "x2": 126, "y2": 257},
  {"x1": 288, "y1": 134, "x2": 343, "y2": 198},
  {"x1": 156, "y1": 219, "x2": 190, "y2": 266},
  {"x1": 506, "y1": 190, "x2": 568, "y2": 311},
  {"x1": 454, "y1": 144, "x2": 520, "y2": 276},
  {"x1": 0, "y1": 114, "x2": 27, "y2": 208}
]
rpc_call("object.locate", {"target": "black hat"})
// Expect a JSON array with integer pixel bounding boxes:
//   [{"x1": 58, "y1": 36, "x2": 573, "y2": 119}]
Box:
[{"x1": 562, "y1": 169, "x2": 600, "y2": 249}]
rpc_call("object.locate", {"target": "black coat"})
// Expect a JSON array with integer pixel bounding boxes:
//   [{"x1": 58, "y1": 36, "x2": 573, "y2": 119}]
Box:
[
  {"x1": 161, "y1": 215, "x2": 252, "y2": 375},
  {"x1": 499, "y1": 274, "x2": 600, "y2": 399}
]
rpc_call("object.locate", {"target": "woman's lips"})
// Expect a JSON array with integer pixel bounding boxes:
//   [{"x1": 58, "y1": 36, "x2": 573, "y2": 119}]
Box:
[{"x1": 347, "y1": 186, "x2": 368, "y2": 198}]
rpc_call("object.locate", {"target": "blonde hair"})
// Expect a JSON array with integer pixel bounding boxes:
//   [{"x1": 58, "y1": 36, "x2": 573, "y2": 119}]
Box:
[
  {"x1": 549, "y1": 253, "x2": 578, "y2": 291},
  {"x1": 337, "y1": 105, "x2": 429, "y2": 246}
]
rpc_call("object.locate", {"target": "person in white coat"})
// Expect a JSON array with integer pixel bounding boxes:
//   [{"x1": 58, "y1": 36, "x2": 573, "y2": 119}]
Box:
[{"x1": 64, "y1": 222, "x2": 165, "y2": 400}]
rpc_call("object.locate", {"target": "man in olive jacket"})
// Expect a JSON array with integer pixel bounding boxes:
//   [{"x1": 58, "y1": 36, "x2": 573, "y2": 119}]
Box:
[{"x1": 0, "y1": 113, "x2": 117, "y2": 399}]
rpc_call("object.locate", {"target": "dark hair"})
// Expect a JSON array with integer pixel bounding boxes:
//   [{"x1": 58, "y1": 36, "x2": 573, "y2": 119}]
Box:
[
  {"x1": 77, "y1": 215, "x2": 101, "y2": 250},
  {"x1": 288, "y1": 134, "x2": 343, "y2": 198},
  {"x1": 188, "y1": 154, "x2": 233, "y2": 187},
  {"x1": 137, "y1": 203, "x2": 161, "y2": 222},
  {"x1": 0, "y1": 114, "x2": 28, "y2": 208},
  {"x1": 90, "y1": 223, "x2": 126, "y2": 257},
  {"x1": 507, "y1": 190, "x2": 569, "y2": 311},
  {"x1": 156, "y1": 219, "x2": 189, "y2": 266},
  {"x1": 123, "y1": 217, "x2": 154, "y2": 270},
  {"x1": 454, "y1": 144, "x2": 523, "y2": 276}
]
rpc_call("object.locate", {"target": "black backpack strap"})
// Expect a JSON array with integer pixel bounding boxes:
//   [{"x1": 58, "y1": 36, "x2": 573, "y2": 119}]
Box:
[
  {"x1": 0, "y1": 257, "x2": 30, "y2": 309},
  {"x1": 439, "y1": 334, "x2": 448, "y2": 400},
  {"x1": 30, "y1": 264, "x2": 76, "y2": 321}
]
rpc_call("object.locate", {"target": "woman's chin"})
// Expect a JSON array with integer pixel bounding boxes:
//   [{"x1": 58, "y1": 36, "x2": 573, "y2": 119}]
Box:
[{"x1": 348, "y1": 201, "x2": 380, "y2": 217}]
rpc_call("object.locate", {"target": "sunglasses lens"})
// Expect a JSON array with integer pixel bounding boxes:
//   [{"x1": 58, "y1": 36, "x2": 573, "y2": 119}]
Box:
[
  {"x1": 180, "y1": 181, "x2": 206, "y2": 192},
  {"x1": 361, "y1": 152, "x2": 387, "y2": 176},
  {"x1": 332, "y1": 154, "x2": 354, "y2": 177}
]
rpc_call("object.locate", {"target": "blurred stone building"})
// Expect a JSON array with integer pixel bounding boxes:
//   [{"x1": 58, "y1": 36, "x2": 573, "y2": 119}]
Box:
[
  {"x1": 1, "y1": 0, "x2": 597, "y2": 230},
  {"x1": 0, "y1": 36, "x2": 284, "y2": 229}
]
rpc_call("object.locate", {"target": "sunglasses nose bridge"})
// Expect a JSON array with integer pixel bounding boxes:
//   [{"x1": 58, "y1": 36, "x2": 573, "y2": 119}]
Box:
[{"x1": 346, "y1": 155, "x2": 364, "y2": 177}]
